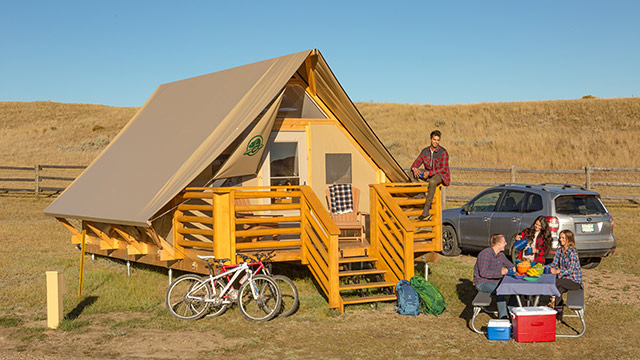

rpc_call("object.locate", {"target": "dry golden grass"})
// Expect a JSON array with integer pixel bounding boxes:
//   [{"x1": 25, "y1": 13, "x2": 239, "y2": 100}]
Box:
[
  {"x1": 357, "y1": 97, "x2": 640, "y2": 169},
  {"x1": 0, "y1": 101, "x2": 137, "y2": 166}
]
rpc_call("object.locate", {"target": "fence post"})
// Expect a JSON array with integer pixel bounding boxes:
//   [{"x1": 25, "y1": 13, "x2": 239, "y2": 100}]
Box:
[
  {"x1": 34, "y1": 164, "x2": 40, "y2": 200},
  {"x1": 510, "y1": 165, "x2": 516, "y2": 183},
  {"x1": 585, "y1": 166, "x2": 592, "y2": 189}
]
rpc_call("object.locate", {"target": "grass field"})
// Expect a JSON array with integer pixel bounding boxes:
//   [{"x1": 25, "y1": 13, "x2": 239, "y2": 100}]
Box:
[
  {"x1": 1, "y1": 99, "x2": 640, "y2": 358},
  {"x1": 0, "y1": 198, "x2": 639, "y2": 359}
]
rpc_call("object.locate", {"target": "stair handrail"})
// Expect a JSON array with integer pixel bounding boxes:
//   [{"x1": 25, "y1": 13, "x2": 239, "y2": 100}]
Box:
[
  {"x1": 299, "y1": 185, "x2": 342, "y2": 311},
  {"x1": 370, "y1": 184, "x2": 416, "y2": 283}
]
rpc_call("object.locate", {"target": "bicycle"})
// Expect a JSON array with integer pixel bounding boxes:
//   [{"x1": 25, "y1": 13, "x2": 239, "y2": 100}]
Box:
[
  {"x1": 165, "y1": 255, "x2": 281, "y2": 321},
  {"x1": 248, "y1": 251, "x2": 299, "y2": 317},
  {"x1": 203, "y1": 251, "x2": 299, "y2": 318}
]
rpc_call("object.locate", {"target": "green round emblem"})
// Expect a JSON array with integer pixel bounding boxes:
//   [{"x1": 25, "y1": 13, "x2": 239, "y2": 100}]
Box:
[{"x1": 243, "y1": 135, "x2": 264, "y2": 156}]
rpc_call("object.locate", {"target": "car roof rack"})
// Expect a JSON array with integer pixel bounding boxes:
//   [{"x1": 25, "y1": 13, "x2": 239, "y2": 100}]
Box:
[
  {"x1": 539, "y1": 183, "x2": 587, "y2": 191},
  {"x1": 497, "y1": 183, "x2": 532, "y2": 187}
]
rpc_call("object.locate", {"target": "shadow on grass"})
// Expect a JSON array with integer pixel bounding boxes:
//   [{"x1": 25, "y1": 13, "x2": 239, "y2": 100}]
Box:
[
  {"x1": 65, "y1": 296, "x2": 98, "y2": 321},
  {"x1": 456, "y1": 278, "x2": 477, "y2": 331}
]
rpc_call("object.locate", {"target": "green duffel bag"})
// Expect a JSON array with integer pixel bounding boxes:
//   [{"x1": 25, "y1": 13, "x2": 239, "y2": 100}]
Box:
[{"x1": 410, "y1": 275, "x2": 446, "y2": 315}]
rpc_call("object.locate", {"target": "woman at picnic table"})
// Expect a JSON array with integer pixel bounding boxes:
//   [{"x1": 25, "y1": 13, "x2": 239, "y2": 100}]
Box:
[
  {"x1": 548, "y1": 229, "x2": 583, "y2": 321},
  {"x1": 514, "y1": 216, "x2": 552, "y2": 264}
]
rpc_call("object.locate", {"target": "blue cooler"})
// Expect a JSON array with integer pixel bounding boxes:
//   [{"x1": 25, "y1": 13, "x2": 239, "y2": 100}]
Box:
[{"x1": 487, "y1": 319, "x2": 511, "y2": 341}]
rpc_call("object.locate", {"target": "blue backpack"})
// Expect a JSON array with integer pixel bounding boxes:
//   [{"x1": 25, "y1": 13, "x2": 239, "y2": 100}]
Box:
[{"x1": 396, "y1": 280, "x2": 421, "y2": 316}]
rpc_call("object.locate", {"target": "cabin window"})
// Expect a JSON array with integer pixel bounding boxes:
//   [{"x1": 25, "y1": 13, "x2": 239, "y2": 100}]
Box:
[
  {"x1": 325, "y1": 153, "x2": 352, "y2": 184},
  {"x1": 278, "y1": 84, "x2": 327, "y2": 119},
  {"x1": 269, "y1": 142, "x2": 299, "y2": 186}
]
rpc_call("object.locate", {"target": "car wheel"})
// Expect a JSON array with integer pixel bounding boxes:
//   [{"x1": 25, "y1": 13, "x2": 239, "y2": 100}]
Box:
[
  {"x1": 581, "y1": 257, "x2": 601, "y2": 269},
  {"x1": 441, "y1": 225, "x2": 461, "y2": 256}
]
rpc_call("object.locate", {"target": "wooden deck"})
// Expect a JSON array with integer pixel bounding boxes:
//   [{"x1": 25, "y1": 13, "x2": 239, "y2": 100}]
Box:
[{"x1": 59, "y1": 183, "x2": 442, "y2": 313}]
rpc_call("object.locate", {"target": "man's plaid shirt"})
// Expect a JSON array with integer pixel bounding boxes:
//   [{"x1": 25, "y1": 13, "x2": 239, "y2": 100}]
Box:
[{"x1": 411, "y1": 145, "x2": 450, "y2": 185}]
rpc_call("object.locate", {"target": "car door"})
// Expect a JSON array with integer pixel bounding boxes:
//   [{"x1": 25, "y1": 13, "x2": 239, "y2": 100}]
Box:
[
  {"x1": 490, "y1": 190, "x2": 526, "y2": 242},
  {"x1": 459, "y1": 190, "x2": 503, "y2": 248}
]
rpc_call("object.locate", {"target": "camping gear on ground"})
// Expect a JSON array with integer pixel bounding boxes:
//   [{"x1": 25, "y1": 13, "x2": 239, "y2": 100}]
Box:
[
  {"x1": 410, "y1": 275, "x2": 446, "y2": 315},
  {"x1": 395, "y1": 280, "x2": 421, "y2": 316},
  {"x1": 510, "y1": 306, "x2": 557, "y2": 342},
  {"x1": 487, "y1": 319, "x2": 511, "y2": 341}
]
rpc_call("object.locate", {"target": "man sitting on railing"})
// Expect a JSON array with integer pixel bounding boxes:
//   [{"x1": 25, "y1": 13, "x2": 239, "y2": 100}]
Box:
[
  {"x1": 411, "y1": 129, "x2": 450, "y2": 221},
  {"x1": 473, "y1": 234, "x2": 516, "y2": 319}
]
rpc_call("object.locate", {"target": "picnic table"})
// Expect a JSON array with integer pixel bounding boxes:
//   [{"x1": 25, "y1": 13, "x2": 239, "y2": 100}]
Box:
[{"x1": 496, "y1": 273, "x2": 561, "y2": 307}]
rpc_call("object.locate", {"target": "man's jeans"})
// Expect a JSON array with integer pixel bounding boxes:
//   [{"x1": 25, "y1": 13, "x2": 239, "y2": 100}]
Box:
[
  {"x1": 476, "y1": 281, "x2": 508, "y2": 319},
  {"x1": 420, "y1": 174, "x2": 444, "y2": 217}
]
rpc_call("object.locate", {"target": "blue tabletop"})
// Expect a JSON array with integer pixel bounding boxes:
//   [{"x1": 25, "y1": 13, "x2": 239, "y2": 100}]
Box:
[{"x1": 496, "y1": 273, "x2": 561, "y2": 297}]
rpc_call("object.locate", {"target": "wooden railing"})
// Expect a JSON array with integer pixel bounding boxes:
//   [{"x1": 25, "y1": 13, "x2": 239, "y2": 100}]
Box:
[
  {"x1": 299, "y1": 186, "x2": 341, "y2": 310},
  {"x1": 369, "y1": 184, "x2": 416, "y2": 284},
  {"x1": 174, "y1": 185, "x2": 342, "y2": 309}
]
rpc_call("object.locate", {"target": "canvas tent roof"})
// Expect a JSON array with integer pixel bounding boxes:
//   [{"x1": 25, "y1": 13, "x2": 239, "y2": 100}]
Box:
[{"x1": 44, "y1": 49, "x2": 409, "y2": 227}]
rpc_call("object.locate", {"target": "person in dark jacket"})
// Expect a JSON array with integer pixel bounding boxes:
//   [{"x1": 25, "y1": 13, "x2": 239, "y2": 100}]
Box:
[{"x1": 410, "y1": 129, "x2": 450, "y2": 220}]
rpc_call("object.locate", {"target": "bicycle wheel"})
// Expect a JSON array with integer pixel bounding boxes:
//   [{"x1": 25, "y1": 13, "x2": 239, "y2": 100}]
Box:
[
  {"x1": 165, "y1": 274, "x2": 210, "y2": 320},
  {"x1": 201, "y1": 277, "x2": 229, "y2": 318},
  {"x1": 237, "y1": 274, "x2": 281, "y2": 321},
  {"x1": 273, "y1": 275, "x2": 299, "y2": 317}
]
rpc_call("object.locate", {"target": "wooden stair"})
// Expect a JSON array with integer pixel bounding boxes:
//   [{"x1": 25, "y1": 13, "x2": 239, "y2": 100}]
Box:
[{"x1": 337, "y1": 254, "x2": 396, "y2": 309}]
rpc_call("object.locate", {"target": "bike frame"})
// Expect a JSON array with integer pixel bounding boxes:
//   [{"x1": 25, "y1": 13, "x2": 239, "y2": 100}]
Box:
[{"x1": 189, "y1": 262, "x2": 255, "y2": 303}]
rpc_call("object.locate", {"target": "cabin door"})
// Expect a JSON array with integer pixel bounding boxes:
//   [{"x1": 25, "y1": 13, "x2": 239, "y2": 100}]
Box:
[{"x1": 262, "y1": 131, "x2": 308, "y2": 188}]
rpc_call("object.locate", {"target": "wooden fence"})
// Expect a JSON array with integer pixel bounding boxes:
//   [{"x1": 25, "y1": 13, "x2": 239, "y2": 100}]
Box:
[
  {"x1": 2, "y1": 164, "x2": 639, "y2": 203},
  {"x1": 407, "y1": 165, "x2": 640, "y2": 204},
  {"x1": 0, "y1": 165, "x2": 86, "y2": 199}
]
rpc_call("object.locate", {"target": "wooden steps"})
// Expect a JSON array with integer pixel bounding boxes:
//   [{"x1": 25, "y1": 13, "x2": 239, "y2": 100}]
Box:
[
  {"x1": 338, "y1": 268, "x2": 386, "y2": 277},
  {"x1": 337, "y1": 254, "x2": 396, "y2": 310},
  {"x1": 339, "y1": 281, "x2": 395, "y2": 291},
  {"x1": 342, "y1": 294, "x2": 397, "y2": 305}
]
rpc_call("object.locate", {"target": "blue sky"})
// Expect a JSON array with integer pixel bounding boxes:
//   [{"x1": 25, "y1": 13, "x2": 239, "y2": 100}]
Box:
[{"x1": 1, "y1": 0, "x2": 638, "y2": 107}]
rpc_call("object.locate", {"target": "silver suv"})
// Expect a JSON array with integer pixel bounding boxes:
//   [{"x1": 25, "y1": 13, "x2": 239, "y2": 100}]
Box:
[{"x1": 441, "y1": 183, "x2": 616, "y2": 268}]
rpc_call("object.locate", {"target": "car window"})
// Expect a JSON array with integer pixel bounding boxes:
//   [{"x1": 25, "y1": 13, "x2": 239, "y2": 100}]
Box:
[
  {"x1": 555, "y1": 195, "x2": 606, "y2": 215},
  {"x1": 497, "y1": 190, "x2": 526, "y2": 212},
  {"x1": 469, "y1": 191, "x2": 502, "y2": 212},
  {"x1": 523, "y1": 193, "x2": 543, "y2": 213}
]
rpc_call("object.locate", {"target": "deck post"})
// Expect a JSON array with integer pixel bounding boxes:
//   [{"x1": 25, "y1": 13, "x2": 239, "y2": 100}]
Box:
[
  {"x1": 300, "y1": 196, "x2": 309, "y2": 265},
  {"x1": 328, "y1": 233, "x2": 341, "y2": 312},
  {"x1": 368, "y1": 186, "x2": 379, "y2": 256},
  {"x1": 433, "y1": 185, "x2": 443, "y2": 252},
  {"x1": 213, "y1": 190, "x2": 233, "y2": 263}
]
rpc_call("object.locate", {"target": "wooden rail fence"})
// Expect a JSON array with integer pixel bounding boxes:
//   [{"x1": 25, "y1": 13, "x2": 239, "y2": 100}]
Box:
[
  {"x1": 2, "y1": 164, "x2": 639, "y2": 203},
  {"x1": 404, "y1": 165, "x2": 640, "y2": 204},
  {"x1": 0, "y1": 165, "x2": 86, "y2": 199}
]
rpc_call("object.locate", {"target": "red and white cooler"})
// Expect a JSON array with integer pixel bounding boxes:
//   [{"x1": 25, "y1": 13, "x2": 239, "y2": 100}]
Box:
[{"x1": 510, "y1": 306, "x2": 556, "y2": 342}]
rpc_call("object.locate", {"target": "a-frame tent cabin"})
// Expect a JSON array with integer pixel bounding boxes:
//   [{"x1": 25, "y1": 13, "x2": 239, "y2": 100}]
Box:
[{"x1": 44, "y1": 49, "x2": 443, "y2": 313}]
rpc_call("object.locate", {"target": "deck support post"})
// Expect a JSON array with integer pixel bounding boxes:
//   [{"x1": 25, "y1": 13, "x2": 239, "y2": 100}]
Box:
[
  {"x1": 127, "y1": 261, "x2": 131, "y2": 276},
  {"x1": 168, "y1": 268, "x2": 173, "y2": 285},
  {"x1": 213, "y1": 190, "x2": 234, "y2": 263}
]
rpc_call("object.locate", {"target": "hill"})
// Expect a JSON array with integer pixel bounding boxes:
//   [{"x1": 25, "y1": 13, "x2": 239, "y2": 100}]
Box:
[{"x1": 1, "y1": 97, "x2": 639, "y2": 169}]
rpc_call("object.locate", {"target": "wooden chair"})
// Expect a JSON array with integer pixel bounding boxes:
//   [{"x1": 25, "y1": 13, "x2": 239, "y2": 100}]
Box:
[{"x1": 326, "y1": 186, "x2": 366, "y2": 243}]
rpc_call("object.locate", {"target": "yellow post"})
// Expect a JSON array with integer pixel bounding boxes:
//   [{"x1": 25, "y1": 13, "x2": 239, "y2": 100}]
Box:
[
  {"x1": 46, "y1": 271, "x2": 64, "y2": 329},
  {"x1": 403, "y1": 229, "x2": 415, "y2": 280},
  {"x1": 78, "y1": 230, "x2": 86, "y2": 298},
  {"x1": 368, "y1": 186, "x2": 379, "y2": 256},
  {"x1": 327, "y1": 233, "x2": 341, "y2": 312},
  {"x1": 213, "y1": 190, "x2": 233, "y2": 263},
  {"x1": 433, "y1": 185, "x2": 443, "y2": 252},
  {"x1": 300, "y1": 196, "x2": 309, "y2": 265}
]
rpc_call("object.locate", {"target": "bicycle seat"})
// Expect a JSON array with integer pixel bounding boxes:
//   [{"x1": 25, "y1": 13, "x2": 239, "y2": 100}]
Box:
[{"x1": 197, "y1": 255, "x2": 230, "y2": 264}]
